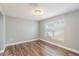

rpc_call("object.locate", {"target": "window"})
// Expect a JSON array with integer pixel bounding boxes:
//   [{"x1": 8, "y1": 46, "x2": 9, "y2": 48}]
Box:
[{"x1": 45, "y1": 19, "x2": 64, "y2": 41}]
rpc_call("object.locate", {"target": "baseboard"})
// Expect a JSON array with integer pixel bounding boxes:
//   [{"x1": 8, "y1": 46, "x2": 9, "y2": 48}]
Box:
[
  {"x1": 6, "y1": 38, "x2": 39, "y2": 47},
  {"x1": 40, "y1": 39, "x2": 79, "y2": 54},
  {"x1": 5, "y1": 38, "x2": 79, "y2": 55}
]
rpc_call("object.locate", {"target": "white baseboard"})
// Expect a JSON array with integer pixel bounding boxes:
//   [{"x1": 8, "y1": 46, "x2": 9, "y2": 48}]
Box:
[
  {"x1": 0, "y1": 38, "x2": 39, "y2": 53},
  {"x1": 3, "y1": 38, "x2": 79, "y2": 54},
  {"x1": 40, "y1": 39, "x2": 79, "y2": 54},
  {"x1": 6, "y1": 38, "x2": 39, "y2": 47}
]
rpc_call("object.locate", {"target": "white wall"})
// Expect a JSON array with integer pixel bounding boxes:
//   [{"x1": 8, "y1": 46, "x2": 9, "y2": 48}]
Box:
[
  {"x1": 39, "y1": 10, "x2": 79, "y2": 51},
  {"x1": 0, "y1": 7, "x2": 5, "y2": 52},
  {"x1": 0, "y1": 12, "x2": 4, "y2": 50},
  {"x1": 6, "y1": 16, "x2": 39, "y2": 44}
]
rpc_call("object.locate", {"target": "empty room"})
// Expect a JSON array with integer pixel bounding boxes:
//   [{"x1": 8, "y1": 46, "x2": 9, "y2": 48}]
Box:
[{"x1": 0, "y1": 3, "x2": 79, "y2": 56}]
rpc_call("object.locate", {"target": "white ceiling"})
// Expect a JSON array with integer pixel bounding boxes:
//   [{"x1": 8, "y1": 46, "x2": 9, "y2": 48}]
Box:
[{"x1": 0, "y1": 3, "x2": 79, "y2": 20}]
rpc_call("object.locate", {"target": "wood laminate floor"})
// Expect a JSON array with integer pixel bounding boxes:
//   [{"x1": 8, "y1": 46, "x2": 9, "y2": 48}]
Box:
[{"x1": 3, "y1": 40, "x2": 79, "y2": 56}]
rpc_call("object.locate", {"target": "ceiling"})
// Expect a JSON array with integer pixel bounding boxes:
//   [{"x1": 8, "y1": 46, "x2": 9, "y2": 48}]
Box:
[{"x1": 0, "y1": 3, "x2": 79, "y2": 21}]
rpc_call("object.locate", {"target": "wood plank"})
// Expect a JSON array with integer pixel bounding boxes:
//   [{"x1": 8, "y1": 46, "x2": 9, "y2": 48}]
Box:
[{"x1": 3, "y1": 40, "x2": 79, "y2": 56}]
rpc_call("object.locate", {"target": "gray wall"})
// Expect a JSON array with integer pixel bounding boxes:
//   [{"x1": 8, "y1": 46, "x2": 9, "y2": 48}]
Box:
[
  {"x1": 39, "y1": 10, "x2": 79, "y2": 51},
  {"x1": 6, "y1": 16, "x2": 39, "y2": 44},
  {"x1": 0, "y1": 12, "x2": 4, "y2": 50}
]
